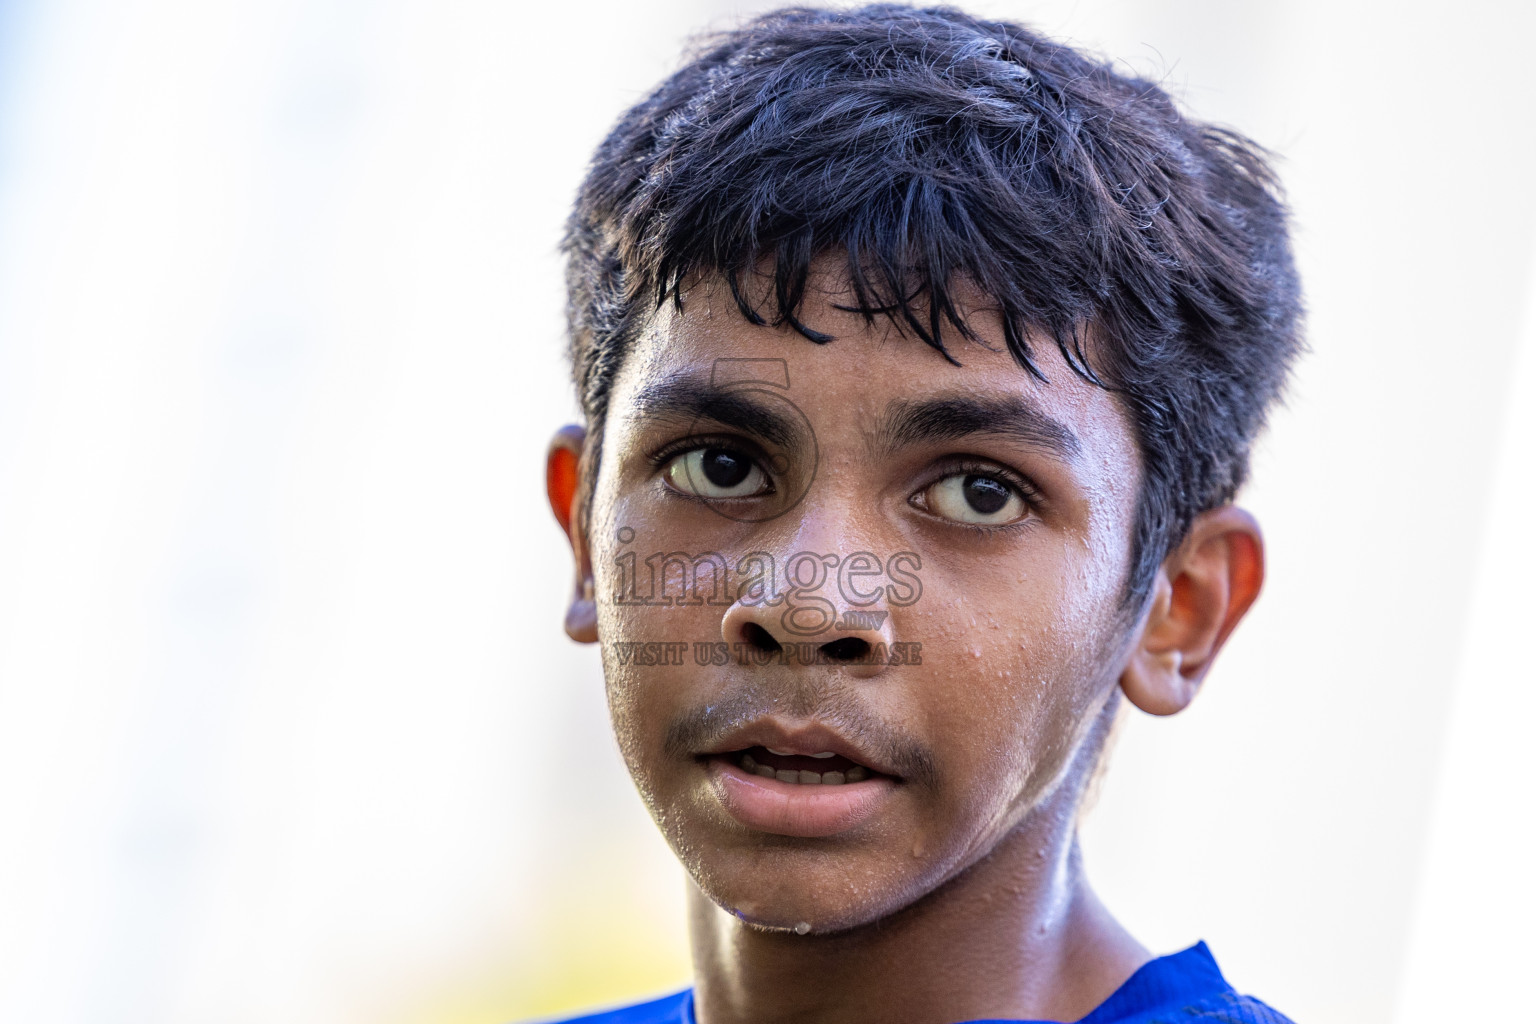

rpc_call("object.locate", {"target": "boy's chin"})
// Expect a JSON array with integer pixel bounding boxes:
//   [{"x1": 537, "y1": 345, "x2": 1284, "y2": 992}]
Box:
[{"x1": 683, "y1": 847, "x2": 939, "y2": 936}]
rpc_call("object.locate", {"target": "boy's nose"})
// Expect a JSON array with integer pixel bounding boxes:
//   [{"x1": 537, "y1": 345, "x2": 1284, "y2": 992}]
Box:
[{"x1": 719, "y1": 578, "x2": 897, "y2": 678}]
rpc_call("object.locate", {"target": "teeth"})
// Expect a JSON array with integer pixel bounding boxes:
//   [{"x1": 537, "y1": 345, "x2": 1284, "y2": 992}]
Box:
[
  {"x1": 753, "y1": 767, "x2": 873, "y2": 785},
  {"x1": 739, "y1": 751, "x2": 875, "y2": 786},
  {"x1": 766, "y1": 748, "x2": 794, "y2": 756}
]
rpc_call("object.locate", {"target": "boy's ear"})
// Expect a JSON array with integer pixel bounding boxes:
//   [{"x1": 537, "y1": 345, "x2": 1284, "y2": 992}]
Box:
[
  {"x1": 547, "y1": 424, "x2": 597, "y2": 644},
  {"x1": 1119, "y1": 505, "x2": 1265, "y2": 716}
]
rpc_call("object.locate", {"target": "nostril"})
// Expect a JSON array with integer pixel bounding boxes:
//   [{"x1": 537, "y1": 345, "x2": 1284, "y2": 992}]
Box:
[
  {"x1": 741, "y1": 622, "x2": 782, "y2": 653},
  {"x1": 819, "y1": 636, "x2": 870, "y2": 661}
]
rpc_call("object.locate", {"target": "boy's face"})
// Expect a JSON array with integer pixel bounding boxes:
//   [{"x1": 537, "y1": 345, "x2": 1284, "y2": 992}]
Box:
[{"x1": 585, "y1": 274, "x2": 1144, "y2": 933}]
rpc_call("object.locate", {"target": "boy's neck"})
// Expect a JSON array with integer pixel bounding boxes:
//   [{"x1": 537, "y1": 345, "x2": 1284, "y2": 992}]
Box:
[{"x1": 686, "y1": 801, "x2": 1149, "y2": 1024}]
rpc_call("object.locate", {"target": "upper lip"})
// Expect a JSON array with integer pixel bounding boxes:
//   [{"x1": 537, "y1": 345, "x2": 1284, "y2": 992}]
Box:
[{"x1": 700, "y1": 719, "x2": 900, "y2": 778}]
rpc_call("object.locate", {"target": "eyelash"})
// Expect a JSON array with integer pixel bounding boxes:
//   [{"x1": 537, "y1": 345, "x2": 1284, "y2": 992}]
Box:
[{"x1": 647, "y1": 434, "x2": 753, "y2": 465}]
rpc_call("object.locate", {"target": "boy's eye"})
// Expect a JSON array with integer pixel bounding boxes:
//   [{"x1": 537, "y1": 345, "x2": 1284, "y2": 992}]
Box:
[
  {"x1": 919, "y1": 472, "x2": 1027, "y2": 525},
  {"x1": 662, "y1": 447, "x2": 771, "y2": 499}
]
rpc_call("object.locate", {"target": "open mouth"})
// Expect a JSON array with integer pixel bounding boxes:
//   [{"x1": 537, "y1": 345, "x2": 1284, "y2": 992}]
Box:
[
  {"x1": 705, "y1": 741, "x2": 899, "y2": 837},
  {"x1": 721, "y1": 746, "x2": 883, "y2": 785}
]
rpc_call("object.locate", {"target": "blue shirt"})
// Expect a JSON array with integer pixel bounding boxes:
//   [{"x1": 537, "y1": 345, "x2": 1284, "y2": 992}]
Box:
[{"x1": 542, "y1": 942, "x2": 1295, "y2": 1024}]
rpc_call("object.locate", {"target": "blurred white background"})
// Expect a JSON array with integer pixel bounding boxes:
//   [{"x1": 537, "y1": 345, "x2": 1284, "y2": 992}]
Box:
[{"x1": 0, "y1": 1, "x2": 1532, "y2": 1021}]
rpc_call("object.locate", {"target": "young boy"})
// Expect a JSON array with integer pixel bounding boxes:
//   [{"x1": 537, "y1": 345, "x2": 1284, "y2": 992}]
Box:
[{"x1": 543, "y1": 5, "x2": 1302, "y2": 1022}]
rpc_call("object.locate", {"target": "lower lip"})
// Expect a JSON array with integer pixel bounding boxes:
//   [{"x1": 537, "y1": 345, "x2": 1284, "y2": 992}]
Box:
[{"x1": 706, "y1": 758, "x2": 898, "y2": 838}]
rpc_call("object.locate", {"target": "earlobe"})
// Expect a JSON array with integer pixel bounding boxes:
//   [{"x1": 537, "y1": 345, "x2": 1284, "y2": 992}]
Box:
[
  {"x1": 564, "y1": 578, "x2": 598, "y2": 644},
  {"x1": 1120, "y1": 506, "x2": 1265, "y2": 716},
  {"x1": 1120, "y1": 574, "x2": 1197, "y2": 716},
  {"x1": 547, "y1": 425, "x2": 598, "y2": 644}
]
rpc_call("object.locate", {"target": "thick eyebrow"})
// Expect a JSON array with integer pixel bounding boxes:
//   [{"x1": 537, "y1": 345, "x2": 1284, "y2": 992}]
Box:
[
  {"x1": 873, "y1": 394, "x2": 1082, "y2": 463},
  {"x1": 627, "y1": 372, "x2": 803, "y2": 449}
]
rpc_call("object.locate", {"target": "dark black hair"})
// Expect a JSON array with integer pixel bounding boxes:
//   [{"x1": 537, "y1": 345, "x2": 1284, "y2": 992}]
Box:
[{"x1": 564, "y1": 3, "x2": 1303, "y2": 607}]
